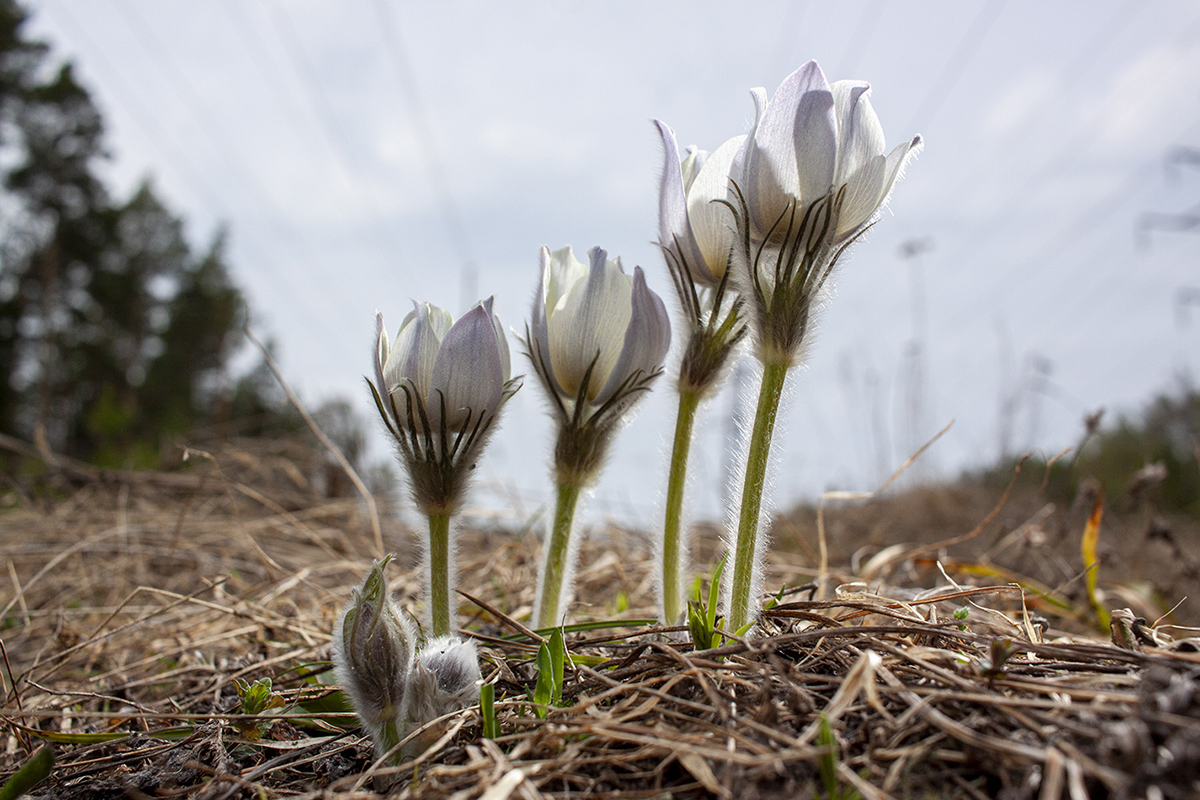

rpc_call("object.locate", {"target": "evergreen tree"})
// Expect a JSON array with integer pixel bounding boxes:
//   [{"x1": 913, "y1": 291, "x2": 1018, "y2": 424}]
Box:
[{"x1": 0, "y1": 0, "x2": 302, "y2": 467}]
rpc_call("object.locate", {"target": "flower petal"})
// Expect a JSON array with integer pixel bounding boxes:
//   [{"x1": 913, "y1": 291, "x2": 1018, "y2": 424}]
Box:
[
  {"x1": 542, "y1": 245, "x2": 588, "y2": 314},
  {"x1": 831, "y1": 81, "x2": 885, "y2": 187},
  {"x1": 749, "y1": 86, "x2": 768, "y2": 132},
  {"x1": 430, "y1": 303, "x2": 505, "y2": 430},
  {"x1": 547, "y1": 247, "x2": 632, "y2": 401},
  {"x1": 482, "y1": 296, "x2": 511, "y2": 382},
  {"x1": 746, "y1": 61, "x2": 836, "y2": 229},
  {"x1": 373, "y1": 312, "x2": 389, "y2": 400},
  {"x1": 837, "y1": 133, "x2": 923, "y2": 238},
  {"x1": 686, "y1": 134, "x2": 745, "y2": 282},
  {"x1": 680, "y1": 145, "x2": 707, "y2": 194},
  {"x1": 533, "y1": 246, "x2": 582, "y2": 396},
  {"x1": 595, "y1": 265, "x2": 672, "y2": 406},
  {"x1": 387, "y1": 301, "x2": 447, "y2": 408},
  {"x1": 837, "y1": 154, "x2": 887, "y2": 235},
  {"x1": 877, "y1": 134, "x2": 924, "y2": 210},
  {"x1": 654, "y1": 120, "x2": 709, "y2": 283}
]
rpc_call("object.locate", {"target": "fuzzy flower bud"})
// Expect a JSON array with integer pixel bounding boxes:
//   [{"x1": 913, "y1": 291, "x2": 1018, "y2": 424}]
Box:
[
  {"x1": 332, "y1": 557, "x2": 415, "y2": 760},
  {"x1": 401, "y1": 636, "x2": 481, "y2": 756}
]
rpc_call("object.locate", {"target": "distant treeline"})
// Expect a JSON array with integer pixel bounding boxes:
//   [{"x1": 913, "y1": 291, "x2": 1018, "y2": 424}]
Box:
[
  {"x1": 0, "y1": 0, "x2": 310, "y2": 468},
  {"x1": 975, "y1": 383, "x2": 1200, "y2": 517}
]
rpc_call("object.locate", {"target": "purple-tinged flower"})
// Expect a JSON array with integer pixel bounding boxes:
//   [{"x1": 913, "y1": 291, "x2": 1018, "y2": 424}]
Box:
[
  {"x1": 369, "y1": 298, "x2": 520, "y2": 515},
  {"x1": 525, "y1": 245, "x2": 672, "y2": 629},
  {"x1": 657, "y1": 123, "x2": 742, "y2": 288},
  {"x1": 374, "y1": 298, "x2": 511, "y2": 441},
  {"x1": 729, "y1": 60, "x2": 922, "y2": 366}
]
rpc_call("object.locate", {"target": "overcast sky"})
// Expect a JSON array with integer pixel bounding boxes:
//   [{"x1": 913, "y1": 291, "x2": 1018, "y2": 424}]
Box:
[{"x1": 23, "y1": 0, "x2": 1200, "y2": 528}]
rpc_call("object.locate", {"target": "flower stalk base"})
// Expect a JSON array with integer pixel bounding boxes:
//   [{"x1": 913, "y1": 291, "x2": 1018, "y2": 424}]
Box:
[
  {"x1": 427, "y1": 511, "x2": 452, "y2": 638},
  {"x1": 534, "y1": 479, "x2": 583, "y2": 631},
  {"x1": 661, "y1": 387, "x2": 701, "y2": 625},
  {"x1": 727, "y1": 361, "x2": 789, "y2": 633}
]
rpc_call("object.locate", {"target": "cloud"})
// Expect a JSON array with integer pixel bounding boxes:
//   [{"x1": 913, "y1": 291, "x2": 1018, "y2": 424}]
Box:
[{"x1": 1093, "y1": 42, "x2": 1200, "y2": 152}]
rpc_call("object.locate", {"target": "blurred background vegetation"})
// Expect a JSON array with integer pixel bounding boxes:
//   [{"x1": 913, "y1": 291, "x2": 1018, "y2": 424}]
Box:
[
  {"x1": 976, "y1": 383, "x2": 1200, "y2": 519},
  {"x1": 4, "y1": 0, "x2": 1200, "y2": 531},
  {"x1": 0, "y1": 0, "x2": 374, "y2": 474}
]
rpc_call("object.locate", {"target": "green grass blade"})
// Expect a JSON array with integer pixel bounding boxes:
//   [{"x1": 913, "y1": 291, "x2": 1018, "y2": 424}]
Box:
[
  {"x1": 532, "y1": 641, "x2": 552, "y2": 718},
  {"x1": 817, "y1": 712, "x2": 838, "y2": 799},
  {"x1": 0, "y1": 744, "x2": 54, "y2": 800},
  {"x1": 548, "y1": 628, "x2": 566, "y2": 705},
  {"x1": 480, "y1": 683, "x2": 499, "y2": 739}
]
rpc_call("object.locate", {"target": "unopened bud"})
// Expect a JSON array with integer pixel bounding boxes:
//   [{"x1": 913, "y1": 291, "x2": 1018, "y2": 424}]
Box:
[
  {"x1": 402, "y1": 635, "x2": 481, "y2": 755},
  {"x1": 333, "y1": 557, "x2": 415, "y2": 759}
]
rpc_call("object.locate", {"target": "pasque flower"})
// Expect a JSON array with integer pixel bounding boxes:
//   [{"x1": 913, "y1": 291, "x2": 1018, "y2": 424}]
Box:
[
  {"x1": 723, "y1": 61, "x2": 922, "y2": 634},
  {"x1": 369, "y1": 298, "x2": 520, "y2": 637},
  {"x1": 333, "y1": 557, "x2": 415, "y2": 761},
  {"x1": 526, "y1": 245, "x2": 671, "y2": 629},
  {"x1": 653, "y1": 120, "x2": 750, "y2": 625},
  {"x1": 530, "y1": 246, "x2": 671, "y2": 425},
  {"x1": 372, "y1": 298, "x2": 514, "y2": 466},
  {"x1": 736, "y1": 60, "x2": 923, "y2": 365}
]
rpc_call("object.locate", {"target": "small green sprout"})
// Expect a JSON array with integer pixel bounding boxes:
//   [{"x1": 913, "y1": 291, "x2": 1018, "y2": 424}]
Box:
[
  {"x1": 530, "y1": 628, "x2": 569, "y2": 718},
  {"x1": 980, "y1": 637, "x2": 1019, "y2": 684},
  {"x1": 953, "y1": 606, "x2": 969, "y2": 630},
  {"x1": 687, "y1": 554, "x2": 727, "y2": 650},
  {"x1": 816, "y1": 713, "x2": 862, "y2": 800},
  {"x1": 233, "y1": 677, "x2": 286, "y2": 739},
  {"x1": 0, "y1": 744, "x2": 54, "y2": 800},
  {"x1": 480, "y1": 683, "x2": 499, "y2": 739},
  {"x1": 763, "y1": 583, "x2": 788, "y2": 611}
]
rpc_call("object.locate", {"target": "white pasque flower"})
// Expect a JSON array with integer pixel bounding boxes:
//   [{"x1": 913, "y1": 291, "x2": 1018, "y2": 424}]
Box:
[
  {"x1": 374, "y1": 297, "x2": 511, "y2": 439},
  {"x1": 743, "y1": 59, "x2": 922, "y2": 244},
  {"x1": 654, "y1": 117, "x2": 760, "y2": 288},
  {"x1": 529, "y1": 245, "x2": 671, "y2": 415}
]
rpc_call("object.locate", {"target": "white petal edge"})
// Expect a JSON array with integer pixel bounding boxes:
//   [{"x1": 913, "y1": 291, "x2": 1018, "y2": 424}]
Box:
[
  {"x1": 430, "y1": 302, "x2": 505, "y2": 431},
  {"x1": 547, "y1": 247, "x2": 632, "y2": 401},
  {"x1": 594, "y1": 266, "x2": 672, "y2": 406},
  {"x1": 654, "y1": 121, "x2": 708, "y2": 283},
  {"x1": 686, "y1": 134, "x2": 746, "y2": 282}
]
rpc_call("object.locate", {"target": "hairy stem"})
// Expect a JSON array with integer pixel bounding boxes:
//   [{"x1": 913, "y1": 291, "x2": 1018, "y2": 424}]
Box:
[
  {"x1": 535, "y1": 479, "x2": 583, "y2": 630},
  {"x1": 661, "y1": 387, "x2": 702, "y2": 625},
  {"x1": 728, "y1": 361, "x2": 789, "y2": 633},
  {"x1": 427, "y1": 511, "x2": 452, "y2": 638}
]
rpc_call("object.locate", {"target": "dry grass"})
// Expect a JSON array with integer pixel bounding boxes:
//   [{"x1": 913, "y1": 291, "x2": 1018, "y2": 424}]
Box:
[{"x1": 2, "y1": 437, "x2": 1200, "y2": 799}]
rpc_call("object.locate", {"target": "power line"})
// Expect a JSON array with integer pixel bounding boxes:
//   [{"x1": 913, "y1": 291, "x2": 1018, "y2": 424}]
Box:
[
  {"x1": 935, "y1": 6, "x2": 1200, "y2": 317},
  {"x1": 904, "y1": 0, "x2": 1007, "y2": 135},
  {"x1": 968, "y1": 113, "x2": 1200, "y2": 329},
  {"x1": 371, "y1": 0, "x2": 477, "y2": 283},
  {"x1": 222, "y1": 0, "x2": 355, "y2": 197},
  {"x1": 261, "y1": 2, "x2": 403, "y2": 249},
  {"x1": 49, "y1": 2, "x2": 335, "y2": 335},
  {"x1": 939, "y1": 0, "x2": 1146, "y2": 210},
  {"x1": 108, "y1": 0, "x2": 354, "y2": 335}
]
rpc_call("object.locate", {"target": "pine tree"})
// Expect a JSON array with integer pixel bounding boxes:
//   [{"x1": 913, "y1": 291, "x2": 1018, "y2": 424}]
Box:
[{"x1": 0, "y1": 0, "x2": 302, "y2": 467}]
